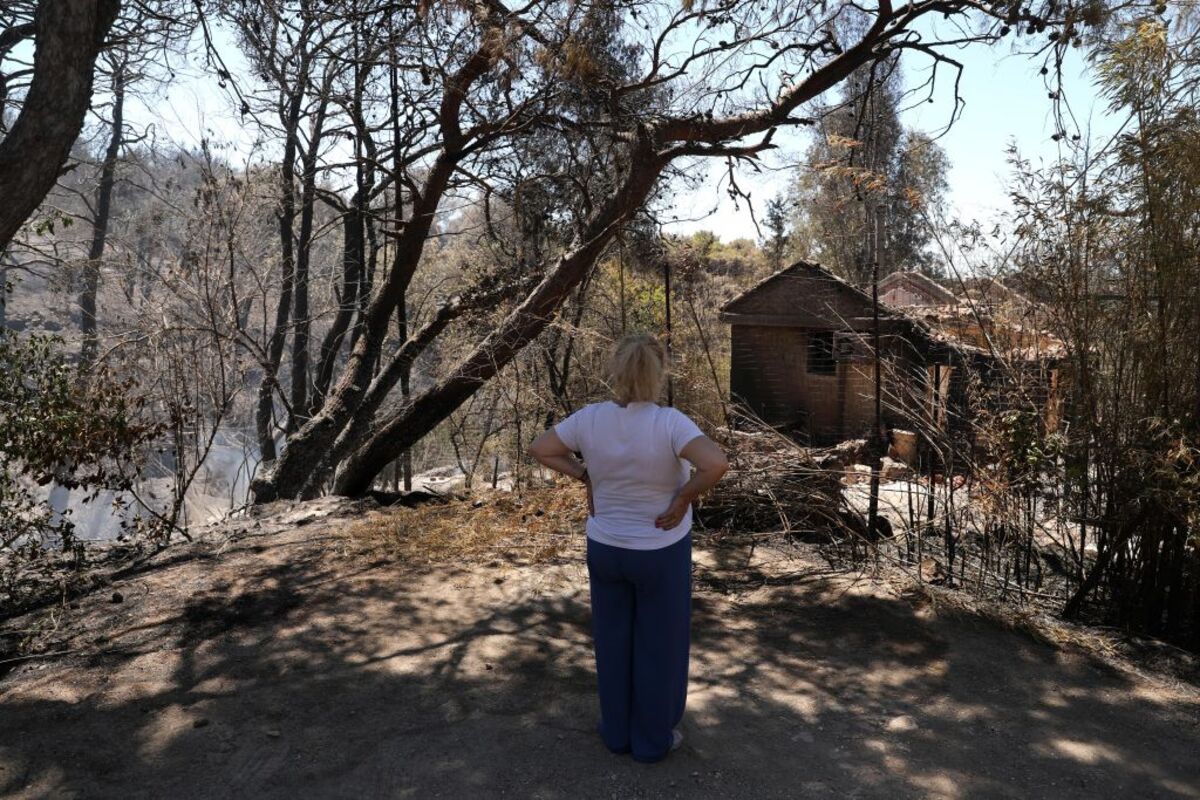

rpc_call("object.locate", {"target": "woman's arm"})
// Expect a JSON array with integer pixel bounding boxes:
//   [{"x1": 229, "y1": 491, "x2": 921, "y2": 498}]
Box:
[
  {"x1": 528, "y1": 429, "x2": 586, "y2": 480},
  {"x1": 528, "y1": 429, "x2": 593, "y2": 515},
  {"x1": 654, "y1": 435, "x2": 730, "y2": 529}
]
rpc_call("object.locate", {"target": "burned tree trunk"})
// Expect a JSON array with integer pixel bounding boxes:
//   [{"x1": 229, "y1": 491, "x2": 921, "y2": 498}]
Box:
[
  {"x1": 313, "y1": 47, "x2": 372, "y2": 415},
  {"x1": 80, "y1": 65, "x2": 124, "y2": 369},
  {"x1": 0, "y1": 0, "x2": 120, "y2": 252},
  {"x1": 250, "y1": 147, "x2": 467, "y2": 501},
  {"x1": 288, "y1": 90, "x2": 330, "y2": 430},
  {"x1": 254, "y1": 81, "x2": 306, "y2": 463},
  {"x1": 312, "y1": 194, "x2": 365, "y2": 412},
  {"x1": 0, "y1": 249, "x2": 8, "y2": 329}
]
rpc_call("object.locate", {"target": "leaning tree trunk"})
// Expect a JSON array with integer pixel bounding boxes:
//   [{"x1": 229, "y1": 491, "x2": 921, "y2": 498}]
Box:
[
  {"x1": 0, "y1": 0, "x2": 120, "y2": 253},
  {"x1": 80, "y1": 65, "x2": 124, "y2": 370},
  {"x1": 251, "y1": 157, "x2": 458, "y2": 501},
  {"x1": 332, "y1": 146, "x2": 664, "y2": 496},
  {"x1": 250, "y1": 33, "x2": 503, "y2": 503},
  {"x1": 302, "y1": 275, "x2": 539, "y2": 496}
]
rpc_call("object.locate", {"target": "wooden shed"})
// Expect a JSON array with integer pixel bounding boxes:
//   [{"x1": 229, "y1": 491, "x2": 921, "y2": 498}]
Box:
[{"x1": 720, "y1": 261, "x2": 962, "y2": 445}]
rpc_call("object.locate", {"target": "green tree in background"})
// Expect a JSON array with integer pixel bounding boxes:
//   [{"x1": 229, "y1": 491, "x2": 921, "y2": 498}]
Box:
[
  {"x1": 790, "y1": 59, "x2": 948, "y2": 284},
  {"x1": 761, "y1": 194, "x2": 790, "y2": 271}
]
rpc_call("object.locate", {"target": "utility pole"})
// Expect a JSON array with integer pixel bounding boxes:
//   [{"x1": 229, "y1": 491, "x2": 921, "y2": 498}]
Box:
[
  {"x1": 663, "y1": 254, "x2": 674, "y2": 407},
  {"x1": 619, "y1": 247, "x2": 627, "y2": 334},
  {"x1": 867, "y1": 208, "x2": 884, "y2": 545}
]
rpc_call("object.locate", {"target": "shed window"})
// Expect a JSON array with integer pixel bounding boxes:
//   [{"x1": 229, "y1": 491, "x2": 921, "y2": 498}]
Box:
[{"x1": 807, "y1": 332, "x2": 836, "y2": 375}]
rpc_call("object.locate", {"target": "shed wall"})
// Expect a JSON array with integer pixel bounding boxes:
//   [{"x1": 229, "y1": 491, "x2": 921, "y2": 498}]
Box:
[{"x1": 731, "y1": 324, "x2": 886, "y2": 443}]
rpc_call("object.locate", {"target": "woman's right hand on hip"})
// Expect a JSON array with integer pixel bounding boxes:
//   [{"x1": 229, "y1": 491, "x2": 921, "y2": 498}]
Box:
[{"x1": 655, "y1": 495, "x2": 689, "y2": 530}]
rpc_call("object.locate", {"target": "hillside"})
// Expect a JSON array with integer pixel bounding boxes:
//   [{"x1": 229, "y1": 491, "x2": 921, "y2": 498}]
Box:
[{"x1": 2, "y1": 491, "x2": 1198, "y2": 799}]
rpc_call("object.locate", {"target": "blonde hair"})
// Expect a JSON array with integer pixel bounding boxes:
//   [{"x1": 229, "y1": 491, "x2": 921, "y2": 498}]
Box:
[{"x1": 609, "y1": 333, "x2": 667, "y2": 405}]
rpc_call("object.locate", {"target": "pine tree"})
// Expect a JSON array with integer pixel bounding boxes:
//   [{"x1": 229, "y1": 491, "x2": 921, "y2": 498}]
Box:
[
  {"x1": 790, "y1": 61, "x2": 947, "y2": 284},
  {"x1": 762, "y1": 194, "x2": 790, "y2": 270}
]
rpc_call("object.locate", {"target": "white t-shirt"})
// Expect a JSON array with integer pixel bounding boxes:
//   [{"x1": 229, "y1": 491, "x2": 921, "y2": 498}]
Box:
[{"x1": 554, "y1": 401, "x2": 705, "y2": 550}]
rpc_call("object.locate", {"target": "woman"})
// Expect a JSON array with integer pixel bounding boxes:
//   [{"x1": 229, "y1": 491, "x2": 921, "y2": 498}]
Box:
[{"x1": 528, "y1": 333, "x2": 729, "y2": 763}]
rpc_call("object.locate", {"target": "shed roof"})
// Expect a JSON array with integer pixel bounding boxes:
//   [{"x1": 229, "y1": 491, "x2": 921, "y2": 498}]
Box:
[
  {"x1": 722, "y1": 262, "x2": 1065, "y2": 364},
  {"x1": 961, "y1": 276, "x2": 1032, "y2": 308},
  {"x1": 721, "y1": 261, "x2": 968, "y2": 354},
  {"x1": 720, "y1": 260, "x2": 906, "y2": 323},
  {"x1": 877, "y1": 271, "x2": 958, "y2": 306}
]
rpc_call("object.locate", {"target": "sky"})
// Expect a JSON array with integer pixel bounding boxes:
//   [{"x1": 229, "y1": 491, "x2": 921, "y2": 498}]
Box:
[
  {"x1": 665, "y1": 37, "x2": 1124, "y2": 241},
  {"x1": 103, "y1": 16, "x2": 1126, "y2": 244}
]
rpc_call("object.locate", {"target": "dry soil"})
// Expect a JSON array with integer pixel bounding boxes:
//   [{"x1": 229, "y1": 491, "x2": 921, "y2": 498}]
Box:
[{"x1": 2, "y1": 496, "x2": 1199, "y2": 799}]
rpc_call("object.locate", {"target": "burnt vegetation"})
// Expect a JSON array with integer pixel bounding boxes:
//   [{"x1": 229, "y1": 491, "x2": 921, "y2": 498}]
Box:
[{"x1": 1, "y1": 0, "x2": 1199, "y2": 658}]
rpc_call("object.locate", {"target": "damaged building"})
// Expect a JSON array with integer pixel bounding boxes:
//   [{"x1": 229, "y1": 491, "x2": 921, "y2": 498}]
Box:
[{"x1": 720, "y1": 261, "x2": 1063, "y2": 446}]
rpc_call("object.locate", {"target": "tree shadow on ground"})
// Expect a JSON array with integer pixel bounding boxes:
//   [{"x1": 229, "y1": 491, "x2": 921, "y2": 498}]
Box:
[{"x1": 1, "y1": 531, "x2": 1198, "y2": 799}]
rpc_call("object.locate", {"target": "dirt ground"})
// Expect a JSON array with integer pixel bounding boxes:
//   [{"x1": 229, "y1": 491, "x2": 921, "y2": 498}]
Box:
[{"x1": 2, "y1": 496, "x2": 1199, "y2": 799}]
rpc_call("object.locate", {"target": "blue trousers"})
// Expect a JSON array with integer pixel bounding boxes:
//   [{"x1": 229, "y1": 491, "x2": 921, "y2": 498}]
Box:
[{"x1": 586, "y1": 533, "x2": 691, "y2": 763}]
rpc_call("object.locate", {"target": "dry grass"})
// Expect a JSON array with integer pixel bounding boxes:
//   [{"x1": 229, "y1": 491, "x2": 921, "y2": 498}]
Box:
[{"x1": 342, "y1": 483, "x2": 589, "y2": 566}]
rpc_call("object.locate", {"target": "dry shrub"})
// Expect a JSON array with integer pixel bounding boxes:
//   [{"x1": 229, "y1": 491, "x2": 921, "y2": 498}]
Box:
[
  {"x1": 342, "y1": 484, "x2": 589, "y2": 566},
  {"x1": 698, "y1": 429, "x2": 850, "y2": 538}
]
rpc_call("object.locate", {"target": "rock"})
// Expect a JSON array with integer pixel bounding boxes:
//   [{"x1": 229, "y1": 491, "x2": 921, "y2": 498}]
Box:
[
  {"x1": 815, "y1": 438, "x2": 870, "y2": 470},
  {"x1": 880, "y1": 457, "x2": 912, "y2": 481},
  {"x1": 888, "y1": 429, "x2": 918, "y2": 465},
  {"x1": 885, "y1": 715, "x2": 917, "y2": 732},
  {"x1": 110, "y1": 591, "x2": 124, "y2": 604},
  {"x1": 844, "y1": 464, "x2": 873, "y2": 484},
  {"x1": 369, "y1": 489, "x2": 451, "y2": 508},
  {"x1": 920, "y1": 557, "x2": 946, "y2": 584}
]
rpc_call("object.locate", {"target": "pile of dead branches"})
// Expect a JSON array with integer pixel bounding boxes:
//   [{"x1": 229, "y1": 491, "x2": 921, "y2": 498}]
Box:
[{"x1": 697, "y1": 430, "x2": 852, "y2": 538}]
